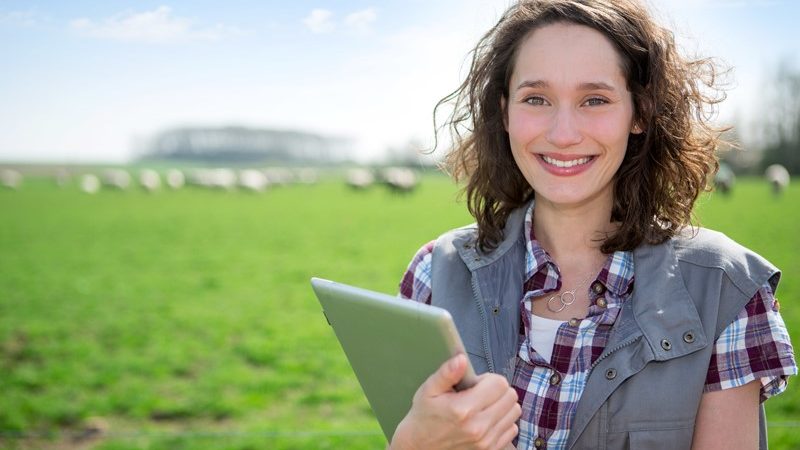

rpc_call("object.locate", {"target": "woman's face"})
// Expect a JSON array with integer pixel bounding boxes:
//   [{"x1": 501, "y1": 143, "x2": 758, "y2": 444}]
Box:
[{"x1": 504, "y1": 22, "x2": 639, "y2": 211}]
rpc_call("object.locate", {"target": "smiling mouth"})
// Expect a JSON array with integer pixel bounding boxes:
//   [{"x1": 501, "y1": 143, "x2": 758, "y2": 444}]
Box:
[{"x1": 540, "y1": 154, "x2": 594, "y2": 168}]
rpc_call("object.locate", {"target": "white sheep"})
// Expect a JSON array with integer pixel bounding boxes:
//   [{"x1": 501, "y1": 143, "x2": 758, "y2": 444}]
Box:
[
  {"x1": 210, "y1": 168, "x2": 237, "y2": 190},
  {"x1": 139, "y1": 169, "x2": 161, "y2": 192},
  {"x1": 55, "y1": 168, "x2": 71, "y2": 188},
  {"x1": 0, "y1": 169, "x2": 23, "y2": 190},
  {"x1": 296, "y1": 168, "x2": 319, "y2": 184},
  {"x1": 765, "y1": 164, "x2": 790, "y2": 196},
  {"x1": 165, "y1": 169, "x2": 185, "y2": 189},
  {"x1": 80, "y1": 174, "x2": 101, "y2": 194},
  {"x1": 102, "y1": 169, "x2": 131, "y2": 190},
  {"x1": 346, "y1": 168, "x2": 375, "y2": 190},
  {"x1": 381, "y1": 167, "x2": 418, "y2": 193},
  {"x1": 714, "y1": 163, "x2": 735, "y2": 196},
  {"x1": 263, "y1": 167, "x2": 294, "y2": 186},
  {"x1": 239, "y1": 169, "x2": 269, "y2": 192}
]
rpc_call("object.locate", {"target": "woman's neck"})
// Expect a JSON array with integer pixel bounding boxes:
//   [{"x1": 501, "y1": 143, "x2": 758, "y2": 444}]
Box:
[{"x1": 532, "y1": 194, "x2": 616, "y2": 268}]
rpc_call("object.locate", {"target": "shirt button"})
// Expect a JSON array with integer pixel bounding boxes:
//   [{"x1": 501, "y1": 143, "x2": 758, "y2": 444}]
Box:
[
  {"x1": 568, "y1": 318, "x2": 580, "y2": 327},
  {"x1": 534, "y1": 437, "x2": 546, "y2": 448},
  {"x1": 591, "y1": 281, "x2": 606, "y2": 295},
  {"x1": 549, "y1": 373, "x2": 561, "y2": 386},
  {"x1": 596, "y1": 298, "x2": 607, "y2": 308}
]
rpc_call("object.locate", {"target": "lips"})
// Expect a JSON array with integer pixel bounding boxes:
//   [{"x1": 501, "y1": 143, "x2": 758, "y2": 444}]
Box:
[{"x1": 535, "y1": 153, "x2": 597, "y2": 176}]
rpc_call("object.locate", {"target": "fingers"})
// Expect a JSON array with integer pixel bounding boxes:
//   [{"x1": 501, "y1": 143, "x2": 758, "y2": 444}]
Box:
[
  {"x1": 418, "y1": 353, "x2": 468, "y2": 398},
  {"x1": 451, "y1": 372, "x2": 513, "y2": 415},
  {"x1": 467, "y1": 381, "x2": 521, "y2": 448}
]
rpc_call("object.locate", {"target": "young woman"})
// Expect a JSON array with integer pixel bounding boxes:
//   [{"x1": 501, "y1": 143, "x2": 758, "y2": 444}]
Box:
[{"x1": 392, "y1": 1, "x2": 796, "y2": 449}]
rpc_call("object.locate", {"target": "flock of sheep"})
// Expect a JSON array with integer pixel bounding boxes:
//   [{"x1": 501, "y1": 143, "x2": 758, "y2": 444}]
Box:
[
  {"x1": 0, "y1": 167, "x2": 318, "y2": 193},
  {"x1": 714, "y1": 163, "x2": 792, "y2": 196},
  {"x1": 0, "y1": 166, "x2": 421, "y2": 194},
  {"x1": 345, "y1": 167, "x2": 419, "y2": 193},
  {"x1": 2, "y1": 164, "x2": 789, "y2": 195}
]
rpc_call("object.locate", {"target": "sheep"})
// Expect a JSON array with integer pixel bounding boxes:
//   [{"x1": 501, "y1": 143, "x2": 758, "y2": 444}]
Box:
[
  {"x1": 209, "y1": 168, "x2": 237, "y2": 190},
  {"x1": 165, "y1": 169, "x2": 185, "y2": 189},
  {"x1": 101, "y1": 169, "x2": 131, "y2": 190},
  {"x1": 346, "y1": 168, "x2": 375, "y2": 190},
  {"x1": 139, "y1": 169, "x2": 161, "y2": 192},
  {"x1": 55, "y1": 168, "x2": 71, "y2": 188},
  {"x1": 187, "y1": 169, "x2": 235, "y2": 189},
  {"x1": 765, "y1": 164, "x2": 790, "y2": 196},
  {"x1": 296, "y1": 168, "x2": 319, "y2": 185},
  {"x1": 714, "y1": 163, "x2": 735, "y2": 196},
  {"x1": 80, "y1": 174, "x2": 101, "y2": 194},
  {"x1": 239, "y1": 169, "x2": 269, "y2": 192},
  {"x1": 0, "y1": 169, "x2": 23, "y2": 190},
  {"x1": 263, "y1": 167, "x2": 294, "y2": 186},
  {"x1": 381, "y1": 167, "x2": 418, "y2": 193}
]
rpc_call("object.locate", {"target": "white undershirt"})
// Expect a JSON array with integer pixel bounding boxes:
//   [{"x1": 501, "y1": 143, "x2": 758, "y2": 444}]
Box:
[{"x1": 529, "y1": 313, "x2": 567, "y2": 362}]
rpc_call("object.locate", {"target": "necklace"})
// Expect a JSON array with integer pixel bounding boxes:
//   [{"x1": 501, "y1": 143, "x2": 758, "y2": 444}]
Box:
[{"x1": 547, "y1": 271, "x2": 597, "y2": 313}]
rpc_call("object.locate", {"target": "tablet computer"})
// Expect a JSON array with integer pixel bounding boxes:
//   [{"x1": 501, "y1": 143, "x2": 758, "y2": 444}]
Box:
[{"x1": 310, "y1": 277, "x2": 478, "y2": 441}]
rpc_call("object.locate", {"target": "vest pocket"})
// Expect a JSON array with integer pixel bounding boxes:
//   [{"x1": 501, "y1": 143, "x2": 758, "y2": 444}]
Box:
[{"x1": 627, "y1": 422, "x2": 694, "y2": 449}]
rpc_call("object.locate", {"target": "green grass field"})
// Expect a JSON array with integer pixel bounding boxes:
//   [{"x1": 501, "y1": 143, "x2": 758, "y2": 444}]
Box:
[{"x1": 1, "y1": 174, "x2": 798, "y2": 449}]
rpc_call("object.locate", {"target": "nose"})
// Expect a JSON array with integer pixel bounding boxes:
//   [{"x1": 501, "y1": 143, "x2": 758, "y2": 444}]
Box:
[{"x1": 546, "y1": 107, "x2": 583, "y2": 148}]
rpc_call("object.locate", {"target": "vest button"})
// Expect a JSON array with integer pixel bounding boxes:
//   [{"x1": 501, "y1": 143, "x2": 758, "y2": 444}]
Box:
[
  {"x1": 568, "y1": 318, "x2": 580, "y2": 327},
  {"x1": 492, "y1": 306, "x2": 500, "y2": 316},
  {"x1": 596, "y1": 298, "x2": 607, "y2": 308},
  {"x1": 605, "y1": 368, "x2": 617, "y2": 380},
  {"x1": 661, "y1": 339, "x2": 672, "y2": 351},
  {"x1": 534, "y1": 437, "x2": 546, "y2": 448},
  {"x1": 549, "y1": 373, "x2": 561, "y2": 386},
  {"x1": 591, "y1": 281, "x2": 606, "y2": 295},
  {"x1": 683, "y1": 331, "x2": 695, "y2": 343}
]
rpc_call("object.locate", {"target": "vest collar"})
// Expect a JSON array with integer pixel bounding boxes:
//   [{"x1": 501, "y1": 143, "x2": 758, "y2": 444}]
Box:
[{"x1": 454, "y1": 198, "x2": 532, "y2": 272}]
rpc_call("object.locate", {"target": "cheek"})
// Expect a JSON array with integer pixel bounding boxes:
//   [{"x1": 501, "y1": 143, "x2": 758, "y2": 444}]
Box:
[
  {"x1": 585, "y1": 114, "x2": 633, "y2": 156},
  {"x1": 507, "y1": 108, "x2": 548, "y2": 146}
]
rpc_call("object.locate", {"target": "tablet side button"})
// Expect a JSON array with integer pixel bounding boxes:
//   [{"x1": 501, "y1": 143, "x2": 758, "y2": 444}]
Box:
[{"x1": 322, "y1": 310, "x2": 332, "y2": 326}]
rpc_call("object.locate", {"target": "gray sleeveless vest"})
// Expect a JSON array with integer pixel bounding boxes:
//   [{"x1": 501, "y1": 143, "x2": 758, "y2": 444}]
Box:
[{"x1": 430, "y1": 201, "x2": 779, "y2": 449}]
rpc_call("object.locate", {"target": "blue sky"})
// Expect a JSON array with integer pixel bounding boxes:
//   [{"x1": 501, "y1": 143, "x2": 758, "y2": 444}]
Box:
[{"x1": 1, "y1": 0, "x2": 798, "y2": 163}]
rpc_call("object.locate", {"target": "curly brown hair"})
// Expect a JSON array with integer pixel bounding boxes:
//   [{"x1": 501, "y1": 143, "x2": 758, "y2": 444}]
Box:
[{"x1": 436, "y1": 0, "x2": 726, "y2": 253}]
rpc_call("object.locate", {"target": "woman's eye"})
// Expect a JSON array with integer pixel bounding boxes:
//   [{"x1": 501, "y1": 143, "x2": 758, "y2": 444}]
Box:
[
  {"x1": 584, "y1": 97, "x2": 608, "y2": 106},
  {"x1": 524, "y1": 96, "x2": 547, "y2": 106}
]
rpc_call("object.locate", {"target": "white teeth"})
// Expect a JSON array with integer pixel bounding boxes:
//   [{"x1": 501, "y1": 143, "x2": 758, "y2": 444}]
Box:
[{"x1": 541, "y1": 155, "x2": 592, "y2": 168}]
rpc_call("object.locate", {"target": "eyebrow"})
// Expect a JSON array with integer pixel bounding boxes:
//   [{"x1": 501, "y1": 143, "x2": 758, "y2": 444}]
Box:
[{"x1": 515, "y1": 80, "x2": 617, "y2": 92}]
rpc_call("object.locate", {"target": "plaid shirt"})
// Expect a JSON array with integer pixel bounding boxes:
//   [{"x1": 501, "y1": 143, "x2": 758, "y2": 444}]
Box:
[{"x1": 399, "y1": 203, "x2": 796, "y2": 449}]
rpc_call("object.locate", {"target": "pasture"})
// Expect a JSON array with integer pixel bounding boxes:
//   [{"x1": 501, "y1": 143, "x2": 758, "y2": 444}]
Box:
[{"x1": 0, "y1": 174, "x2": 798, "y2": 449}]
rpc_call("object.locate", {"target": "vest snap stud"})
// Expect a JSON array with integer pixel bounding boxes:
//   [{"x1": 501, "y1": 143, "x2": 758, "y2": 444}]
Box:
[
  {"x1": 661, "y1": 339, "x2": 672, "y2": 351},
  {"x1": 492, "y1": 306, "x2": 500, "y2": 315},
  {"x1": 683, "y1": 332, "x2": 695, "y2": 343},
  {"x1": 605, "y1": 368, "x2": 617, "y2": 380}
]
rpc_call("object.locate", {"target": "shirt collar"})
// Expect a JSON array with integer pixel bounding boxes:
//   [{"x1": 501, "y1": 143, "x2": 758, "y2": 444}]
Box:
[{"x1": 523, "y1": 200, "x2": 634, "y2": 297}]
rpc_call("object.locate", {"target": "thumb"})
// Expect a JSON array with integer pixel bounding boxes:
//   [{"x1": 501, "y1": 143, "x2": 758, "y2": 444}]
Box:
[{"x1": 420, "y1": 353, "x2": 468, "y2": 397}]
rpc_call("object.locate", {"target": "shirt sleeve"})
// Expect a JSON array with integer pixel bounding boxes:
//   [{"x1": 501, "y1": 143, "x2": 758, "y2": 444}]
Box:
[
  {"x1": 704, "y1": 281, "x2": 798, "y2": 401},
  {"x1": 398, "y1": 240, "x2": 435, "y2": 305}
]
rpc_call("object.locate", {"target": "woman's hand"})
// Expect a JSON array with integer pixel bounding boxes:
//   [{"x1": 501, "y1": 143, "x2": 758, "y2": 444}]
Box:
[{"x1": 389, "y1": 354, "x2": 521, "y2": 450}]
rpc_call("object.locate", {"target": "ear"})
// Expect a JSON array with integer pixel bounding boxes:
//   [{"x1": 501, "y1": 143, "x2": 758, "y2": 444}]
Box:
[
  {"x1": 501, "y1": 96, "x2": 509, "y2": 131},
  {"x1": 631, "y1": 120, "x2": 643, "y2": 134}
]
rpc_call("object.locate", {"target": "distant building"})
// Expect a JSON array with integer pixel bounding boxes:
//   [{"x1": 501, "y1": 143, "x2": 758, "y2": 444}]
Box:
[{"x1": 139, "y1": 126, "x2": 351, "y2": 165}]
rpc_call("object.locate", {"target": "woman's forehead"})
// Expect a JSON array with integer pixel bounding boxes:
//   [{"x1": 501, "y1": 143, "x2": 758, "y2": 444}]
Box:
[{"x1": 509, "y1": 22, "x2": 627, "y2": 90}]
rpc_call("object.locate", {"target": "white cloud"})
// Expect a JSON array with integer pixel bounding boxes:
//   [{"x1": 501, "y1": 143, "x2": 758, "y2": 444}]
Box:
[
  {"x1": 0, "y1": 10, "x2": 39, "y2": 27},
  {"x1": 70, "y1": 6, "x2": 242, "y2": 44},
  {"x1": 303, "y1": 9, "x2": 335, "y2": 34},
  {"x1": 344, "y1": 8, "x2": 377, "y2": 33}
]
